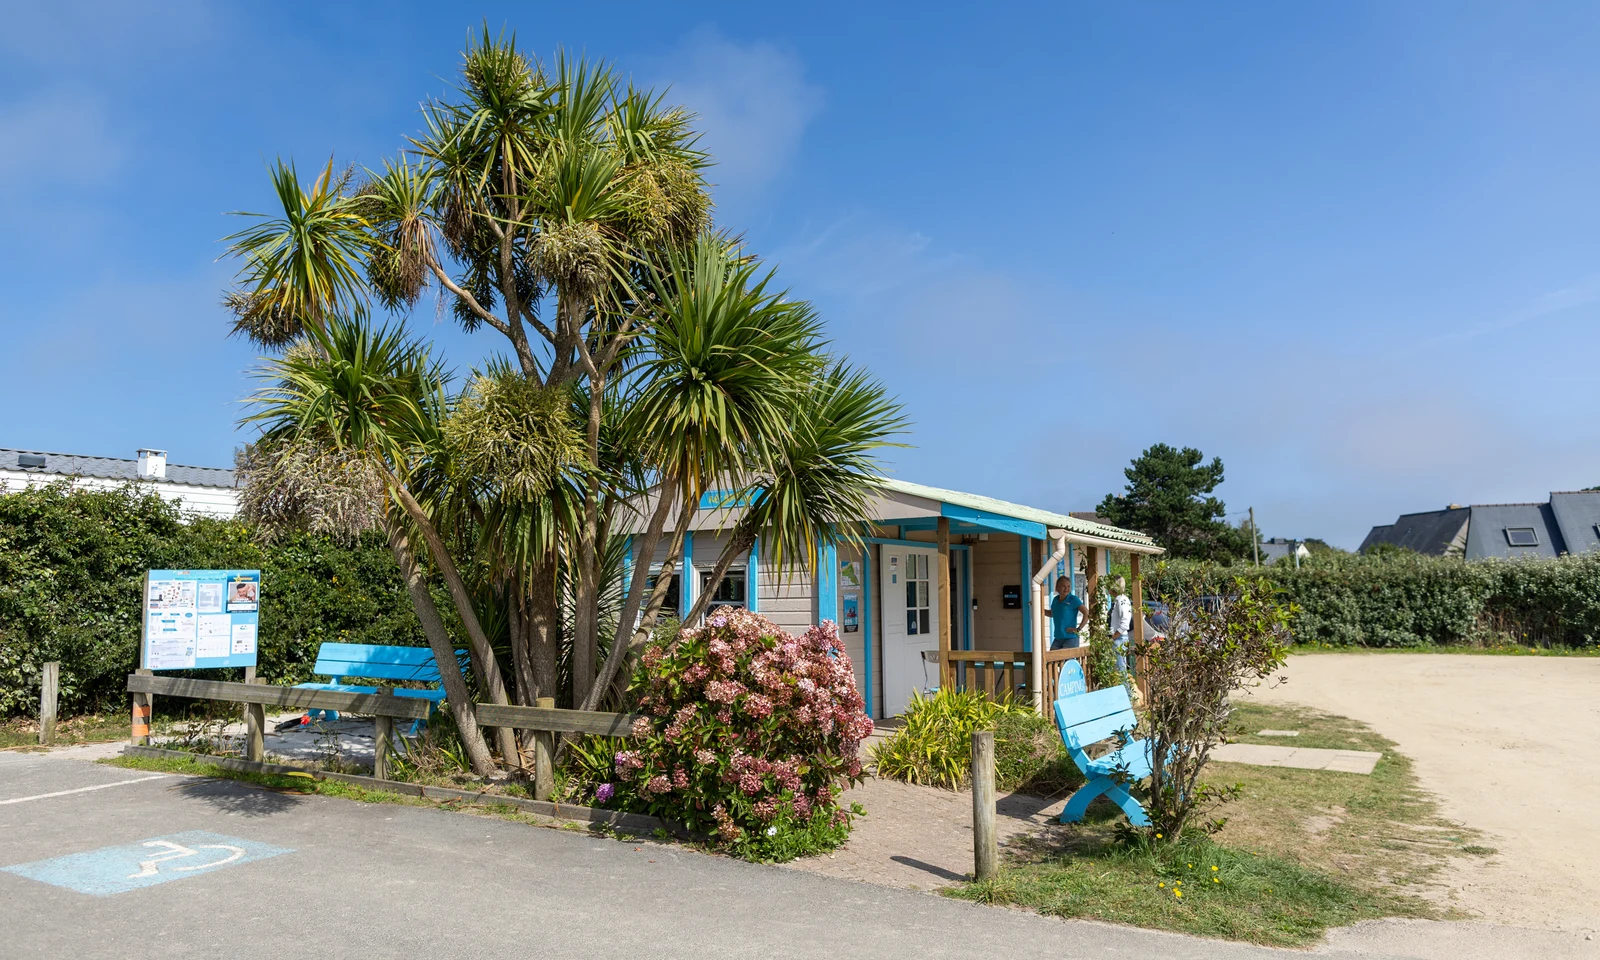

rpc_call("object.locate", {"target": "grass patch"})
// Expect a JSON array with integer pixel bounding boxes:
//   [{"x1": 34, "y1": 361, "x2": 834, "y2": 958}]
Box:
[
  {"x1": 101, "y1": 753, "x2": 425, "y2": 806},
  {"x1": 947, "y1": 702, "x2": 1471, "y2": 946},
  {"x1": 1, "y1": 714, "x2": 130, "y2": 750}
]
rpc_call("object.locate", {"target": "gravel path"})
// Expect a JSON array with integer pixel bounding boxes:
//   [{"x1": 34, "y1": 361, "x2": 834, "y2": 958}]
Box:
[{"x1": 1244, "y1": 652, "x2": 1600, "y2": 935}]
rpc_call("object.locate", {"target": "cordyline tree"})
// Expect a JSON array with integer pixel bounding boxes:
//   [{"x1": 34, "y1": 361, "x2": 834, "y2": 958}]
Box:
[{"x1": 223, "y1": 28, "x2": 906, "y2": 767}]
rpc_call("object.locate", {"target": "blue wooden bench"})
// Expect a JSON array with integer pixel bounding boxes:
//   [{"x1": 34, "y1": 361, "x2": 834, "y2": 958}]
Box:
[
  {"x1": 1054, "y1": 684, "x2": 1152, "y2": 826},
  {"x1": 293, "y1": 643, "x2": 467, "y2": 725}
]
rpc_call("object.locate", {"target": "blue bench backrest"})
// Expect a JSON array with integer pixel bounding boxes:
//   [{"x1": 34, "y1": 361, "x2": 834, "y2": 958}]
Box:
[
  {"x1": 1054, "y1": 686, "x2": 1138, "y2": 758},
  {"x1": 1056, "y1": 660, "x2": 1087, "y2": 698},
  {"x1": 311, "y1": 643, "x2": 466, "y2": 685}
]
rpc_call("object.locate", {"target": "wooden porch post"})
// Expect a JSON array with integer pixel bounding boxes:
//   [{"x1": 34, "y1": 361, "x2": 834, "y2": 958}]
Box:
[
  {"x1": 937, "y1": 517, "x2": 951, "y2": 692},
  {"x1": 1131, "y1": 553, "x2": 1147, "y2": 700},
  {"x1": 1084, "y1": 546, "x2": 1100, "y2": 625}
]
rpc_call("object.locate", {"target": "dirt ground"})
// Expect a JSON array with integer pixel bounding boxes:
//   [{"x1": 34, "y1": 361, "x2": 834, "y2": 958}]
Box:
[
  {"x1": 1245, "y1": 653, "x2": 1600, "y2": 934},
  {"x1": 786, "y1": 774, "x2": 1070, "y2": 890}
]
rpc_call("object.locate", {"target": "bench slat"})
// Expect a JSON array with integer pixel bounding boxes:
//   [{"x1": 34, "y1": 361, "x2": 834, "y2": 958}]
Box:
[
  {"x1": 1054, "y1": 686, "x2": 1133, "y2": 727},
  {"x1": 1061, "y1": 710, "x2": 1140, "y2": 752},
  {"x1": 310, "y1": 660, "x2": 444, "y2": 682}
]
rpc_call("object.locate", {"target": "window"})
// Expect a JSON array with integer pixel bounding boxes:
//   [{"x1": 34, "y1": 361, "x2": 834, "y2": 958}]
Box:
[
  {"x1": 1504, "y1": 527, "x2": 1539, "y2": 548},
  {"x1": 699, "y1": 570, "x2": 747, "y2": 612},
  {"x1": 904, "y1": 553, "x2": 931, "y2": 636},
  {"x1": 645, "y1": 573, "x2": 681, "y2": 620}
]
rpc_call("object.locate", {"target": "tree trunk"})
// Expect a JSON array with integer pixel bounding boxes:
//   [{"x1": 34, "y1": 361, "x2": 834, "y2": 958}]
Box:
[
  {"x1": 527, "y1": 552, "x2": 561, "y2": 706},
  {"x1": 571, "y1": 367, "x2": 608, "y2": 706},
  {"x1": 507, "y1": 576, "x2": 533, "y2": 706},
  {"x1": 581, "y1": 495, "x2": 694, "y2": 712},
  {"x1": 385, "y1": 522, "x2": 496, "y2": 776},
  {"x1": 381, "y1": 465, "x2": 518, "y2": 763},
  {"x1": 610, "y1": 483, "x2": 677, "y2": 655},
  {"x1": 684, "y1": 523, "x2": 758, "y2": 624}
]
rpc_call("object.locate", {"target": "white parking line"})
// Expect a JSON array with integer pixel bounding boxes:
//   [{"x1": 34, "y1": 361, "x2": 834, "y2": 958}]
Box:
[{"x1": 0, "y1": 775, "x2": 168, "y2": 806}]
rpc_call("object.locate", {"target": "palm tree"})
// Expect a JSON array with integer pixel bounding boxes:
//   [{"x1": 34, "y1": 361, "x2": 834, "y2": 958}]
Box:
[
  {"x1": 582, "y1": 235, "x2": 825, "y2": 710},
  {"x1": 243, "y1": 317, "x2": 575, "y2": 771},
  {"x1": 682, "y1": 363, "x2": 908, "y2": 624},
  {"x1": 223, "y1": 159, "x2": 379, "y2": 347}
]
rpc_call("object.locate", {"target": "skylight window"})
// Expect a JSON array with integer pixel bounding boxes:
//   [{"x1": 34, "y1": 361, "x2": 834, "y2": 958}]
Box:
[{"x1": 1504, "y1": 527, "x2": 1539, "y2": 547}]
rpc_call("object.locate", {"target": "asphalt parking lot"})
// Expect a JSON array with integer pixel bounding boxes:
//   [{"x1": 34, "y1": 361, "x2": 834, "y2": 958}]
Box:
[{"x1": 1, "y1": 748, "x2": 1587, "y2": 960}]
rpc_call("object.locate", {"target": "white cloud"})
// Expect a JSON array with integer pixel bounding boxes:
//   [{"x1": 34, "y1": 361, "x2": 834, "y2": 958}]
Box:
[{"x1": 658, "y1": 28, "x2": 825, "y2": 193}]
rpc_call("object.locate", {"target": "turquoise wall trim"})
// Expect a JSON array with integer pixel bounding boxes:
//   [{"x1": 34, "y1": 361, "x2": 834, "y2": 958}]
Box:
[
  {"x1": 681, "y1": 531, "x2": 694, "y2": 615},
  {"x1": 1020, "y1": 536, "x2": 1033, "y2": 652},
  {"x1": 940, "y1": 502, "x2": 1049, "y2": 540},
  {"x1": 623, "y1": 536, "x2": 634, "y2": 585},
  {"x1": 862, "y1": 546, "x2": 875, "y2": 719},
  {"x1": 865, "y1": 536, "x2": 943, "y2": 549},
  {"x1": 817, "y1": 541, "x2": 839, "y2": 626},
  {"x1": 746, "y1": 536, "x2": 759, "y2": 611}
]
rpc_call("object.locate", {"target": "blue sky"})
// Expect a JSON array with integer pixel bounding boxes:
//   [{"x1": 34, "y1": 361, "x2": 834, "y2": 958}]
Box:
[{"x1": 4, "y1": 1, "x2": 1599, "y2": 548}]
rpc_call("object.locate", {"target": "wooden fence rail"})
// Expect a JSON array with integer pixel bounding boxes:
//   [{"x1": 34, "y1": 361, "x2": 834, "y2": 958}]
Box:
[{"x1": 125, "y1": 672, "x2": 638, "y2": 798}]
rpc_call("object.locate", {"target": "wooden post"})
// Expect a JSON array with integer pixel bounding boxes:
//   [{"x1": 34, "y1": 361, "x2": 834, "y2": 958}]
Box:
[
  {"x1": 1130, "y1": 553, "x2": 1146, "y2": 700},
  {"x1": 130, "y1": 668, "x2": 153, "y2": 746},
  {"x1": 533, "y1": 696, "x2": 556, "y2": 801},
  {"x1": 1084, "y1": 546, "x2": 1100, "y2": 626},
  {"x1": 971, "y1": 729, "x2": 997, "y2": 882},
  {"x1": 243, "y1": 667, "x2": 263, "y2": 760},
  {"x1": 245, "y1": 702, "x2": 265, "y2": 762},
  {"x1": 373, "y1": 714, "x2": 392, "y2": 781},
  {"x1": 39, "y1": 661, "x2": 59, "y2": 746},
  {"x1": 937, "y1": 517, "x2": 951, "y2": 691}
]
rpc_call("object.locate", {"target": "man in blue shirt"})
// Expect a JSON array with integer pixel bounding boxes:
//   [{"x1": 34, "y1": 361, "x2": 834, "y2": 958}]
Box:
[{"x1": 1048, "y1": 576, "x2": 1084, "y2": 650}]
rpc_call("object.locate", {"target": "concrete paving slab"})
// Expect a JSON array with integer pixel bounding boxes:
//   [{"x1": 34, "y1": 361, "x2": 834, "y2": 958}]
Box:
[{"x1": 1211, "y1": 742, "x2": 1383, "y2": 774}]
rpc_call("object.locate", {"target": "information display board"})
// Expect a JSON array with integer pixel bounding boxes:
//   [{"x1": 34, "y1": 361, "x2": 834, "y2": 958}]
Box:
[{"x1": 140, "y1": 570, "x2": 261, "y2": 671}]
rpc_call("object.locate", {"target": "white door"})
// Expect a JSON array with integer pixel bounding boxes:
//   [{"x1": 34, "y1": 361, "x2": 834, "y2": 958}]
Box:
[{"x1": 880, "y1": 546, "x2": 941, "y2": 717}]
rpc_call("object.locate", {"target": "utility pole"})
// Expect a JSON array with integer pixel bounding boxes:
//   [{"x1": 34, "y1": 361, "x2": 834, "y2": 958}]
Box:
[{"x1": 1249, "y1": 506, "x2": 1260, "y2": 566}]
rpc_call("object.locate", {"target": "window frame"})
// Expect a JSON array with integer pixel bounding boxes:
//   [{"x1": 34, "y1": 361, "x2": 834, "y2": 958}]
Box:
[{"x1": 1503, "y1": 526, "x2": 1539, "y2": 548}]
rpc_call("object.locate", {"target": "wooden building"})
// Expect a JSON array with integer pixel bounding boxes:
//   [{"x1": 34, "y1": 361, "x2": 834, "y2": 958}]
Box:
[{"x1": 625, "y1": 479, "x2": 1163, "y2": 719}]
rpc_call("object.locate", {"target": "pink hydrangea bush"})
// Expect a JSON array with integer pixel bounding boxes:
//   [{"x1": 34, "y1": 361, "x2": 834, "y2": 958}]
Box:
[{"x1": 615, "y1": 608, "x2": 873, "y2": 860}]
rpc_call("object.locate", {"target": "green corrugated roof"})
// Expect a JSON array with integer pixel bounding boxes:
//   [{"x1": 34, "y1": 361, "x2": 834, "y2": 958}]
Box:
[{"x1": 876, "y1": 478, "x2": 1162, "y2": 552}]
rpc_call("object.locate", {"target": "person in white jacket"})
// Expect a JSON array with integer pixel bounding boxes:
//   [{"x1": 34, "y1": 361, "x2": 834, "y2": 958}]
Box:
[{"x1": 1107, "y1": 576, "x2": 1134, "y2": 675}]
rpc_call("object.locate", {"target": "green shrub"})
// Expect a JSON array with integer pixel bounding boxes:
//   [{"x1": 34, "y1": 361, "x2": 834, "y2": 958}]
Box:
[
  {"x1": 1145, "y1": 553, "x2": 1600, "y2": 649},
  {"x1": 993, "y1": 710, "x2": 1082, "y2": 796},
  {"x1": 873, "y1": 688, "x2": 1078, "y2": 795},
  {"x1": 0, "y1": 482, "x2": 429, "y2": 716}
]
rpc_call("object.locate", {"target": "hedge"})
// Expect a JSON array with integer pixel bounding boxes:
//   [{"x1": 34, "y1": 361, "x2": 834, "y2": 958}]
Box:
[
  {"x1": 1145, "y1": 552, "x2": 1600, "y2": 649},
  {"x1": 0, "y1": 482, "x2": 428, "y2": 717}
]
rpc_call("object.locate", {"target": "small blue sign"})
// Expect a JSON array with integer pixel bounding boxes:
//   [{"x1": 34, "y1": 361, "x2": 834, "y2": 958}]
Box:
[{"x1": 2, "y1": 831, "x2": 291, "y2": 896}]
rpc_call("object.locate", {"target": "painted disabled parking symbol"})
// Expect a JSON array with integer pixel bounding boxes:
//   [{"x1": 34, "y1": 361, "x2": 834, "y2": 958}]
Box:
[{"x1": 2, "y1": 830, "x2": 291, "y2": 895}]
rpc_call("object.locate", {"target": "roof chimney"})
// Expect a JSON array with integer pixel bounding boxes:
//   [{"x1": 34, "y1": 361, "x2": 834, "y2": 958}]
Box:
[{"x1": 137, "y1": 449, "x2": 167, "y2": 480}]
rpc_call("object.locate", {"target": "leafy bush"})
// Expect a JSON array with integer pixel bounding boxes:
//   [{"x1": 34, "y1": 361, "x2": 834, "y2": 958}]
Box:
[
  {"x1": 873, "y1": 688, "x2": 1080, "y2": 795},
  {"x1": 612, "y1": 609, "x2": 872, "y2": 862},
  {"x1": 1146, "y1": 553, "x2": 1600, "y2": 649},
  {"x1": 993, "y1": 711, "x2": 1082, "y2": 796},
  {"x1": 0, "y1": 483, "x2": 430, "y2": 716},
  {"x1": 1139, "y1": 574, "x2": 1291, "y2": 840}
]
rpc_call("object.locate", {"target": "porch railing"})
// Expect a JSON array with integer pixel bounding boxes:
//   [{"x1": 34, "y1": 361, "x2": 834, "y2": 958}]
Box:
[
  {"x1": 1041, "y1": 646, "x2": 1093, "y2": 702},
  {"x1": 940, "y1": 646, "x2": 1104, "y2": 711},
  {"x1": 943, "y1": 650, "x2": 1032, "y2": 704}
]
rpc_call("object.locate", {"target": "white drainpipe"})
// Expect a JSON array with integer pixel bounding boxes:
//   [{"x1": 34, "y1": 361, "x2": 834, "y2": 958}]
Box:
[{"x1": 1029, "y1": 528, "x2": 1069, "y2": 710}]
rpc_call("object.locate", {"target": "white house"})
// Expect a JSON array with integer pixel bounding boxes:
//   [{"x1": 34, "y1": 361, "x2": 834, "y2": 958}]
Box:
[{"x1": 0, "y1": 447, "x2": 239, "y2": 518}]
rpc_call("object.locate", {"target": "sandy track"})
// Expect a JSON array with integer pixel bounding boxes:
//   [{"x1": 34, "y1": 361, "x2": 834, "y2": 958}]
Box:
[{"x1": 1245, "y1": 653, "x2": 1600, "y2": 934}]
